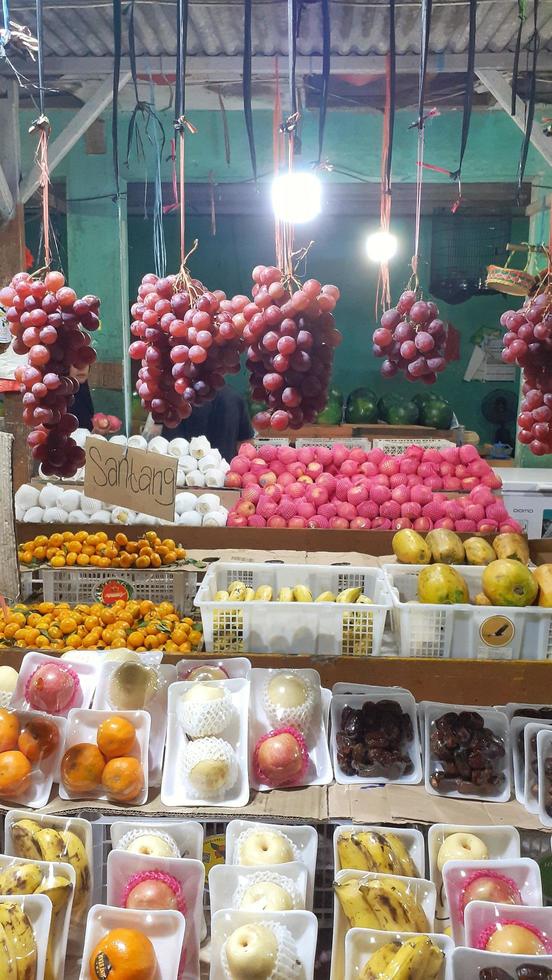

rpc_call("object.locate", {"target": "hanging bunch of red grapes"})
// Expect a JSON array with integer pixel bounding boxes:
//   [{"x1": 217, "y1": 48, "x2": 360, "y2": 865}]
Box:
[
  {"x1": 0, "y1": 270, "x2": 99, "y2": 478},
  {"x1": 129, "y1": 272, "x2": 246, "y2": 427},
  {"x1": 372, "y1": 290, "x2": 449, "y2": 384},
  {"x1": 501, "y1": 290, "x2": 552, "y2": 456},
  {"x1": 240, "y1": 265, "x2": 342, "y2": 431}
]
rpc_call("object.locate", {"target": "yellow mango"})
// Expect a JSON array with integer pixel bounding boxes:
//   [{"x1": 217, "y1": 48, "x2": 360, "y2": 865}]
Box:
[
  {"x1": 426, "y1": 529, "x2": 465, "y2": 565},
  {"x1": 482, "y1": 559, "x2": 538, "y2": 607},
  {"x1": 392, "y1": 529, "x2": 431, "y2": 564},
  {"x1": 418, "y1": 564, "x2": 469, "y2": 604},
  {"x1": 493, "y1": 533, "x2": 529, "y2": 565},
  {"x1": 464, "y1": 537, "x2": 496, "y2": 566},
  {"x1": 533, "y1": 564, "x2": 552, "y2": 607}
]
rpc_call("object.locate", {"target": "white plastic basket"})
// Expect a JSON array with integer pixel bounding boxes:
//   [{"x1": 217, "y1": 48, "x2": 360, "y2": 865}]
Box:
[
  {"x1": 383, "y1": 563, "x2": 552, "y2": 661},
  {"x1": 40, "y1": 566, "x2": 198, "y2": 612},
  {"x1": 295, "y1": 438, "x2": 371, "y2": 449},
  {"x1": 195, "y1": 562, "x2": 391, "y2": 656}
]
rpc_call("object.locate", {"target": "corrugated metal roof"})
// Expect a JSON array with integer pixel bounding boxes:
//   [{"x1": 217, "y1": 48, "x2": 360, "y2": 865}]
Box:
[{"x1": 8, "y1": 0, "x2": 552, "y2": 60}]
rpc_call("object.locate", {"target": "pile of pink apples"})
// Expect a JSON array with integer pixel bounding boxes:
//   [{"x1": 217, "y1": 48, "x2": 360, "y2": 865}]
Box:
[{"x1": 225, "y1": 443, "x2": 521, "y2": 532}]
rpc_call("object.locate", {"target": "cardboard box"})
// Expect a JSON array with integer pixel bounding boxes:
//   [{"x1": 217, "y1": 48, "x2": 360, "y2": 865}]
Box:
[{"x1": 503, "y1": 491, "x2": 552, "y2": 538}]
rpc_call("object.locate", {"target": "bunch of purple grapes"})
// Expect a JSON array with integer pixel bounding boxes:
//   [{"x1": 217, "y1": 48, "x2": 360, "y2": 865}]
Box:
[
  {"x1": 372, "y1": 290, "x2": 449, "y2": 384},
  {"x1": 501, "y1": 291, "x2": 552, "y2": 455},
  {"x1": 0, "y1": 269, "x2": 99, "y2": 478}
]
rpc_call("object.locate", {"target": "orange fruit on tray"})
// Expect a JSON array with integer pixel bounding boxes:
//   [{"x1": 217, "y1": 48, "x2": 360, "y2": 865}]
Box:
[
  {"x1": 102, "y1": 755, "x2": 144, "y2": 803},
  {"x1": 61, "y1": 743, "x2": 106, "y2": 794},
  {"x1": 89, "y1": 927, "x2": 157, "y2": 980},
  {"x1": 0, "y1": 750, "x2": 32, "y2": 796},
  {"x1": 18, "y1": 717, "x2": 60, "y2": 763},
  {"x1": 0, "y1": 709, "x2": 20, "y2": 753},
  {"x1": 97, "y1": 716, "x2": 136, "y2": 760}
]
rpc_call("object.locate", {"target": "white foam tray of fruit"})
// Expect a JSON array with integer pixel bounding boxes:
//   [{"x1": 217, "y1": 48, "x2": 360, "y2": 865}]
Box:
[
  {"x1": 333, "y1": 824, "x2": 425, "y2": 878},
  {"x1": 78, "y1": 904, "x2": 185, "y2": 980},
  {"x1": 209, "y1": 909, "x2": 318, "y2": 980},
  {"x1": 225, "y1": 820, "x2": 318, "y2": 910},
  {"x1": 209, "y1": 861, "x2": 309, "y2": 915},
  {"x1": 345, "y1": 927, "x2": 454, "y2": 980}
]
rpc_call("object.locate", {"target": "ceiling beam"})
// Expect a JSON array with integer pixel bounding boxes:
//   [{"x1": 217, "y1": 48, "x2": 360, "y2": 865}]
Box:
[
  {"x1": 476, "y1": 68, "x2": 552, "y2": 169},
  {"x1": 4, "y1": 52, "x2": 552, "y2": 82},
  {"x1": 20, "y1": 70, "x2": 131, "y2": 203}
]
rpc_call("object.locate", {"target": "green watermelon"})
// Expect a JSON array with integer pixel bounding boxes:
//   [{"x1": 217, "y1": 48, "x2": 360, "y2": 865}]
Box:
[
  {"x1": 418, "y1": 397, "x2": 454, "y2": 428},
  {"x1": 316, "y1": 388, "x2": 343, "y2": 425},
  {"x1": 379, "y1": 396, "x2": 420, "y2": 425},
  {"x1": 249, "y1": 399, "x2": 267, "y2": 418},
  {"x1": 345, "y1": 388, "x2": 379, "y2": 423}
]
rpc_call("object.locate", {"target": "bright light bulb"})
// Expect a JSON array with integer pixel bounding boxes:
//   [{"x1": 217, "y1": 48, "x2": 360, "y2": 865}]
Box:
[
  {"x1": 366, "y1": 229, "x2": 398, "y2": 263},
  {"x1": 271, "y1": 171, "x2": 322, "y2": 224}
]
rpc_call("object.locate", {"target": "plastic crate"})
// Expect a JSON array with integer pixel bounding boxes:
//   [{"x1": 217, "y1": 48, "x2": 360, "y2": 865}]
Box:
[
  {"x1": 40, "y1": 566, "x2": 198, "y2": 613},
  {"x1": 295, "y1": 437, "x2": 371, "y2": 450},
  {"x1": 194, "y1": 562, "x2": 391, "y2": 656},
  {"x1": 383, "y1": 563, "x2": 552, "y2": 661}
]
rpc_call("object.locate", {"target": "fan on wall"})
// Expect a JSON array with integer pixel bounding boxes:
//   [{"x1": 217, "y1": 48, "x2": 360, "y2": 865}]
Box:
[{"x1": 481, "y1": 389, "x2": 517, "y2": 448}]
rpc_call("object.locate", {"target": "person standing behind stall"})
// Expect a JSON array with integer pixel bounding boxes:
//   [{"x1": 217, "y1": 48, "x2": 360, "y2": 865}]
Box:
[{"x1": 162, "y1": 385, "x2": 253, "y2": 462}]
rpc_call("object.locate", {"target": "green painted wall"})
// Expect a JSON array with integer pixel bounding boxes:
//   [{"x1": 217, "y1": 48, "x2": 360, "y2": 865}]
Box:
[{"x1": 18, "y1": 104, "x2": 547, "y2": 444}]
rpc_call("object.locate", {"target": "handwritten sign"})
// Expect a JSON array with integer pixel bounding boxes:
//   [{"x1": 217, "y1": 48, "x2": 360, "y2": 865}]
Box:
[{"x1": 84, "y1": 436, "x2": 177, "y2": 522}]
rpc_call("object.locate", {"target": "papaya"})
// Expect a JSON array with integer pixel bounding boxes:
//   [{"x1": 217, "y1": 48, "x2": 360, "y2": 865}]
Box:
[
  {"x1": 464, "y1": 537, "x2": 496, "y2": 566},
  {"x1": 532, "y1": 564, "x2": 552, "y2": 607},
  {"x1": 482, "y1": 559, "x2": 538, "y2": 607},
  {"x1": 418, "y1": 564, "x2": 470, "y2": 604},
  {"x1": 493, "y1": 532, "x2": 529, "y2": 565},
  {"x1": 426, "y1": 529, "x2": 465, "y2": 565},
  {"x1": 392, "y1": 529, "x2": 431, "y2": 565}
]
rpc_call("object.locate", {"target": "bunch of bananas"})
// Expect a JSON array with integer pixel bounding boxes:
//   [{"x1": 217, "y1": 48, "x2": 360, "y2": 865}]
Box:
[
  {"x1": 0, "y1": 861, "x2": 74, "y2": 980},
  {"x1": 334, "y1": 875, "x2": 429, "y2": 932},
  {"x1": 360, "y1": 936, "x2": 444, "y2": 980},
  {"x1": 0, "y1": 900, "x2": 37, "y2": 980},
  {"x1": 214, "y1": 582, "x2": 372, "y2": 603},
  {"x1": 10, "y1": 818, "x2": 90, "y2": 925},
  {"x1": 338, "y1": 831, "x2": 418, "y2": 877}
]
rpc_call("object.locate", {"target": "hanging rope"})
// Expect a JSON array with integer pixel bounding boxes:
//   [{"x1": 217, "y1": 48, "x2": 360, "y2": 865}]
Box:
[
  {"x1": 174, "y1": 0, "x2": 194, "y2": 265},
  {"x1": 517, "y1": 0, "x2": 539, "y2": 202},
  {"x1": 385, "y1": 0, "x2": 396, "y2": 195},
  {"x1": 243, "y1": 0, "x2": 256, "y2": 180},
  {"x1": 112, "y1": 0, "x2": 122, "y2": 200},
  {"x1": 417, "y1": 0, "x2": 432, "y2": 130},
  {"x1": 376, "y1": 56, "x2": 393, "y2": 313},
  {"x1": 318, "y1": 0, "x2": 330, "y2": 163},
  {"x1": 451, "y1": 0, "x2": 476, "y2": 183},
  {"x1": 273, "y1": 56, "x2": 284, "y2": 271},
  {"x1": 411, "y1": 0, "x2": 432, "y2": 284},
  {"x1": 28, "y1": 0, "x2": 51, "y2": 267},
  {"x1": 512, "y1": 0, "x2": 527, "y2": 116}
]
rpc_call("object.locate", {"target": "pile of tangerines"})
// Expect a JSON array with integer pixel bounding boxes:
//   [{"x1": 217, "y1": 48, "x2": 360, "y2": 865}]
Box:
[
  {"x1": 19, "y1": 530, "x2": 187, "y2": 569},
  {"x1": 62, "y1": 714, "x2": 144, "y2": 803},
  {"x1": 0, "y1": 600, "x2": 202, "y2": 653},
  {"x1": 0, "y1": 708, "x2": 60, "y2": 798}
]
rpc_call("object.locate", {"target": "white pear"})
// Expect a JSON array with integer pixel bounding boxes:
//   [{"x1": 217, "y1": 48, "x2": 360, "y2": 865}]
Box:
[
  {"x1": 240, "y1": 881, "x2": 293, "y2": 912},
  {"x1": 224, "y1": 924, "x2": 278, "y2": 980},
  {"x1": 239, "y1": 830, "x2": 294, "y2": 867},
  {"x1": 437, "y1": 831, "x2": 489, "y2": 872},
  {"x1": 182, "y1": 684, "x2": 224, "y2": 704},
  {"x1": 268, "y1": 673, "x2": 307, "y2": 709},
  {"x1": 189, "y1": 758, "x2": 229, "y2": 794},
  {"x1": 187, "y1": 665, "x2": 228, "y2": 682},
  {"x1": 0, "y1": 666, "x2": 18, "y2": 693},
  {"x1": 126, "y1": 834, "x2": 177, "y2": 858}
]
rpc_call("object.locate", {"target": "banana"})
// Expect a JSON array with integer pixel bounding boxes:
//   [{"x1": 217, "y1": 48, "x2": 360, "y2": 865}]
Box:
[
  {"x1": 277, "y1": 588, "x2": 294, "y2": 602},
  {"x1": 58, "y1": 830, "x2": 90, "y2": 920},
  {"x1": 336, "y1": 587, "x2": 363, "y2": 603},
  {"x1": 356, "y1": 595, "x2": 373, "y2": 604},
  {"x1": 293, "y1": 585, "x2": 313, "y2": 602},
  {"x1": 244, "y1": 588, "x2": 255, "y2": 602},
  {"x1": 384, "y1": 833, "x2": 418, "y2": 878},
  {"x1": 228, "y1": 584, "x2": 247, "y2": 601},
  {"x1": 337, "y1": 833, "x2": 374, "y2": 872},
  {"x1": 0, "y1": 919, "x2": 17, "y2": 980},
  {"x1": 214, "y1": 590, "x2": 230, "y2": 601},
  {"x1": 359, "y1": 941, "x2": 401, "y2": 979},
  {"x1": 360, "y1": 878, "x2": 429, "y2": 933},
  {"x1": 10, "y1": 822, "x2": 42, "y2": 862},
  {"x1": 353, "y1": 832, "x2": 402, "y2": 875},
  {"x1": 35, "y1": 872, "x2": 73, "y2": 914},
  {"x1": 333, "y1": 878, "x2": 381, "y2": 929},
  {"x1": 228, "y1": 579, "x2": 246, "y2": 593},
  {"x1": 34, "y1": 829, "x2": 64, "y2": 864},
  {"x1": 0, "y1": 865, "x2": 43, "y2": 896},
  {"x1": 0, "y1": 901, "x2": 37, "y2": 980},
  {"x1": 254, "y1": 585, "x2": 273, "y2": 601},
  {"x1": 388, "y1": 878, "x2": 429, "y2": 933},
  {"x1": 315, "y1": 591, "x2": 336, "y2": 602}
]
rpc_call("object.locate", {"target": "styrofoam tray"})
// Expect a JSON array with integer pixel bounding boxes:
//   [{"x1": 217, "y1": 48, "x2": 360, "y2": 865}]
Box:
[
  {"x1": 249, "y1": 668, "x2": 332, "y2": 790},
  {"x1": 106, "y1": 850, "x2": 204, "y2": 980},
  {"x1": 78, "y1": 905, "x2": 186, "y2": 980},
  {"x1": 161, "y1": 678, "x2": 249, "y2": 808},
  {"x1": 345, "y1": 927, "x2": 454, "y2": 980},
  {"x1": 176, "y1": 657, "x2": 251, "y2": 681},
  {"x1": 331, "y1": 869, "x2": 437, "y2": 980},
  {"x1": 110, "y1": 819, "x2": 204, "y2": 860},
  {"x1": 209, "y1": 909, "x2": 317, "y2": 980},
  {"x1": 443, "y1": 858, "x2": 543, "y2": 946},
  {"x1": 524, "y1": 721, "x2": 552, "y2": 813},
  {"x1": 0, "y1": 709, "x2": 66, "y2": 808},
  {"x1": 209, "y1": 861, "x2": 309, "y2": 915},
  {"x1": 511, "y1": 715, "x2": 539, "y2": 805},
  {"x1": 501, "y1": 701, "x2": 552, "y2": 720},
  {"x1": 331, "y1": 688, "x2": 422, "y2": 785},
  {"x1": 332, "y1": 683, "x2": 412, "y2": 697},
  {"x1": 424, "y1": 703, "x2": 511, "y2": 803},
  {"x1": 93, "y1": 661, "x2": 175, "y2": 786},
  {"x1": 225, "y1": 820, "x2": 318, "y2": 909},
  {"x1": 0, "y1": 853, "x2": 75, "y2": 977},
  {"x1": 452, "y1": 945, "x2": 552, "y2": 979},
  {"x1": 427, "y1": 823, "x2": 521, "y2": 931},
  {"x1": 59, "y1": 708, "x2": 150, "y2": 805},
  {"x1": 0, "y1": 893, "x2": 51, "y2": 980},
  {"x1": 464, "y1": 900, "x2": 552, "y2": 952},
  {"x1": 333, "y1": 825, "x2": 425, "y2": 878},
  {"x1": 12, "y1": 651, "x2": 98, "y2": 716},
  {"x1": 4, "y1": 808, "x2": 95, "y2": 927},
  {"x1": 537, "y1": 728, "x2": 552, "y2": 828}
]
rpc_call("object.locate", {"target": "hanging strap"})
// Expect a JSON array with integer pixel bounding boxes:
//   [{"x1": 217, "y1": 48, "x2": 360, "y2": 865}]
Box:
[
  {"x1": 451, "y1": 0, "x2": 476, "y2": 180},
  {"x1": 511, "y1": 0, "x2": 527, "y2": 115},
  {"x1": 517, "y1": 0, "x2": 539, "y2": 201},
  {"x1": 385, "y1": 0, "x2": 396, "y2": 192},
  {"x1": 112, "y1": 0, "x2": 122, "y2": 199},
  {"x1": 288, "y1": 0, "x2": 297, "y2": 117},
  {"x1": 317, "y1": 0, "x2": 330, "y2": 163},
  {"x1": 243, "y1": 0, "x2": 256, "y2": 180},
  {"x1": 417, "y1": 0, "x2": 432, "y2": 129},
  {"x1": 0, "y1": 0, "x2": 10, "y2": 53}
]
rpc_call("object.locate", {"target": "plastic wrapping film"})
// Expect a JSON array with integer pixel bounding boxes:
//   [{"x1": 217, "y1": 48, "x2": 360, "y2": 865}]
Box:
[{"x1": 0, "y1": 432, "x2": 21, "y2": 601}]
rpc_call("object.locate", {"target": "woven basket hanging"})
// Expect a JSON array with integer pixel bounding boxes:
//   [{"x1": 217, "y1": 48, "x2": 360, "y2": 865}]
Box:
[{"x1": 486, "y1": 247, "x2": 537, "y2": 297}]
